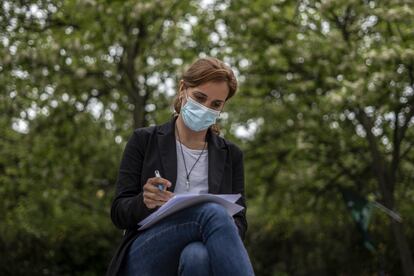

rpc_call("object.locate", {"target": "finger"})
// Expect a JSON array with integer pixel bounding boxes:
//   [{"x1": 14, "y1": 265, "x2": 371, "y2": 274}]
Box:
[
  {"x1": 145, "y1": 198, "x2": 166, "y2": 207},
  {"x1": 144, "y1": 183, "x2": 161, "y2": 193},
  {"x1": 143, "y1": 198, "x2": 161, "y2": 209},
  {"x1": 158, "y1": 191, "x2": 173, "y2": 201},
  {"x1": 144, "y1": 191, "x2": 168, "y2": 202},
  {"x1": 160, "y1": 190, "x2": 174, "y2": 199},
  {"x1": 144, "y1": 180, "x2": 170, "y2": 193},
  {"x1": 144, "y1": 186, "x2": 170, "y2": 201},
  {"x1": 147, "y1": 177, "x2": 172, "y2": 188},
  {"x1": 143, "y1": 181, "x2": 169, "y2": 194},
  {"x1": 150, "y1": 191, "x2": 173, "y2": 203}
]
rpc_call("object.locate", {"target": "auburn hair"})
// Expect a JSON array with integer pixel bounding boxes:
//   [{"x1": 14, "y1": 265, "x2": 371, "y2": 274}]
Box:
[{"x1": 173, "y1": 57, "x2": 238, "y2": 135}]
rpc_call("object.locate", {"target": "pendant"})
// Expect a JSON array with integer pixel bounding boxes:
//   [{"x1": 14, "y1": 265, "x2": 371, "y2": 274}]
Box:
[{"x1": 186, "y1": 179, "x2": 190, "y2": 191}]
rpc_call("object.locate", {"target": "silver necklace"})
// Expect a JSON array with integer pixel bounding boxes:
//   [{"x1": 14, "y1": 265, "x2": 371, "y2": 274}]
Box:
[{"x1": 175, "y1": 124, "x2": 207, "y2": 191}]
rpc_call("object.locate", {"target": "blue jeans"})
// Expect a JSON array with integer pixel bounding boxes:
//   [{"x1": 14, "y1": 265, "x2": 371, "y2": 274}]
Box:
[{"x1": 122, "y1": 202, "x2": 255, "y2": 276}]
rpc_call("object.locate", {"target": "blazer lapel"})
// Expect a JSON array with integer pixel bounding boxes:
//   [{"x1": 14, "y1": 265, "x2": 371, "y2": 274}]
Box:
[
  {"x1": 207, "y1": 130, "x2": 227, "y2": 194},
  {"x1": 157, "y1": 117, "x2": 178, "y2": 192}
]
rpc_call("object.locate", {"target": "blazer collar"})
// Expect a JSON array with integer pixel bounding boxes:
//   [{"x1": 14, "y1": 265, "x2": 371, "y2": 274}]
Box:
[{"x1": 157, "y1": 116, "x2": 227, "y2": 194}]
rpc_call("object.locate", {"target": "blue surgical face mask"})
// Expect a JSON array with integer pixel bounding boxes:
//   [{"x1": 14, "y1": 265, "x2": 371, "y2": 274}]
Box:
[{"x1": 181, "y1": 89, "x2": 221, "y2": 132}]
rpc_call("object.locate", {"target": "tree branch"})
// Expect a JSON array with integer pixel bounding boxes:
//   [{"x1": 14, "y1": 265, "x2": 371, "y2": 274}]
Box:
[
  {"x1": 354, "y1": 107, "x2": 394, "y2": 205},
  {"x1": 390, "y1": 109, "x2": 401, "y2": 186}
]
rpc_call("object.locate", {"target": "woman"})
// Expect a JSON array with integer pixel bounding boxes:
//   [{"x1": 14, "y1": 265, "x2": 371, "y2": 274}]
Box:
[{"x1": 107, "y1": 57, "x2": 255, "y2": 276}]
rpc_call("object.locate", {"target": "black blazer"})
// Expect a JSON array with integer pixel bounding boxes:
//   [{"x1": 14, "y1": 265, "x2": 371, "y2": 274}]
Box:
[{"x1": 106, "y1": 116, "x2": 248, "y2": 276}]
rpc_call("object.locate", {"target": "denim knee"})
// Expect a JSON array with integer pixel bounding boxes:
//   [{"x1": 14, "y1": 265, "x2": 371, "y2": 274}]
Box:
[
  {"x1": 179, "y1": 241, "x2": 210, "y2": 275},
  {"x1": 198, "y1": 202, "x2": 230, "y2": 220},
  {"x1": 180, "y1": 241, "x2": 209, "y2": 265}
]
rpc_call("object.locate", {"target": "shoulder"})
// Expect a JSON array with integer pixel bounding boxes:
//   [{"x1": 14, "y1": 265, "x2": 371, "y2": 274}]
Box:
[
  {"x1": 217, "y1": 135, "x2": 244, "y2": 160},
  {"x1": 126, "y1": 125, "x2": 157, "y2": 149},
  {"x1": 132, "y1": 125, "x2": 157, "y2": 137},
  {"x1": 130, "y1": 117, "x2": 175, "y2": 143}
]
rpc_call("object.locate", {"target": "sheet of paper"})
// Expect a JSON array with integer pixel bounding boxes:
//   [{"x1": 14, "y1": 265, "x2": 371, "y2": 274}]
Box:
[{"x1": 137, "y1": 193, "x2": 244, "y2": 231}]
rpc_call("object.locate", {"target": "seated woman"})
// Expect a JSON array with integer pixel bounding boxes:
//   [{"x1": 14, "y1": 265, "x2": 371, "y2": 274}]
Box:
[{"x1": 107, "y1": 57, "x2": 255, "y2": 276}]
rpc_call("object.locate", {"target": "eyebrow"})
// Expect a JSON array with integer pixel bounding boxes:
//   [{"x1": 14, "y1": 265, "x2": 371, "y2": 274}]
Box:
[{"x1": 193, "y1": 90, "x2": 225, "y2": 103}]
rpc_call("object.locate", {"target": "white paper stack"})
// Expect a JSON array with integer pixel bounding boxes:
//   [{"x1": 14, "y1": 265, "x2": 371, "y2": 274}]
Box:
[{"x1": 137, "y1": 193, "x2": 244, "y2": 231}]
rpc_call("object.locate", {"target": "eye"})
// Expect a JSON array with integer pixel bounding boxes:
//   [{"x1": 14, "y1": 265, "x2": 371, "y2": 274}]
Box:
[{"x1": 195, "y1": 96, "x2": 205, "y2": 102}]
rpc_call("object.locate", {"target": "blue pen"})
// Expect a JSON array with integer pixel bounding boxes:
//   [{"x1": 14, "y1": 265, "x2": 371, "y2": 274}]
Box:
[{"x1": 154, "y1": 170, "x2": 164, "y2": 191}]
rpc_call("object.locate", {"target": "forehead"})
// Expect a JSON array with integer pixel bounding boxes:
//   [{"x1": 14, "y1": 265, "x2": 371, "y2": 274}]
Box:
[{"x1": 189, "y1": 81, "x2": 229, "y2": 101}]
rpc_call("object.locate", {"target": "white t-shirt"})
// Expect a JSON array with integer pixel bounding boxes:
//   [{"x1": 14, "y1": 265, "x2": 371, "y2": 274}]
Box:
[{"x1": 174, "y1": 140, "x2": 209, "y2": 194}]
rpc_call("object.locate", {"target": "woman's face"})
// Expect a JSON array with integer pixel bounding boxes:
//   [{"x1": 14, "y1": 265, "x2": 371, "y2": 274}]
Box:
[{"x1": 181, "y1": 81, "x2": 229, "y2": 111}]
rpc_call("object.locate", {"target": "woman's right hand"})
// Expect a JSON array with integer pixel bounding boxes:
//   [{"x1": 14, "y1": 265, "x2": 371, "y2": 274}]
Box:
[{"x1": 143, "y1": 177, "x2": 174, "y2": 209}]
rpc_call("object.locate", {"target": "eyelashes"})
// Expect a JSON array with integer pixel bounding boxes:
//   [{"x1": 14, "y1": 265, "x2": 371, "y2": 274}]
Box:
[{"x1": 194, "y1": 96, "x2": 221, "y2": 109}]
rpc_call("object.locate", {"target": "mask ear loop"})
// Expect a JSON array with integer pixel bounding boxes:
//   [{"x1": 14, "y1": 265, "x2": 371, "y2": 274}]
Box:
[
  {"x1": 178, "y1": 88, "x2": 187, "y2": 111},
  {"x1": 184, "y1": 88, "x2": 189, "y2": 101}
]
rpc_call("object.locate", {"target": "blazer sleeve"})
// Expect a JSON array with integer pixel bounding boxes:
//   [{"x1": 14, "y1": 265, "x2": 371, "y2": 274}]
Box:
[
  {"x1": 110, "y1": 128, "x2": 155, "y2": 230},
  {"x1": 231, "y1": 144, "x2": 248, "y2": 241}
]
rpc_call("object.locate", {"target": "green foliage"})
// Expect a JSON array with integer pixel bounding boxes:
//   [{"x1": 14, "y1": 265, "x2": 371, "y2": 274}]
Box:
[
  {"x1": 0, "y1": 102, "x2": 120, "y2": 274},
  {"x1": 222, "y1": 0, "x2": 414, "y2": 274},
  {"x1": 1, "y1": 0, "x2": 414, "y2": 275},
  {"x1": 1, "y1": 0, "x2": 209, "y2": 274}
]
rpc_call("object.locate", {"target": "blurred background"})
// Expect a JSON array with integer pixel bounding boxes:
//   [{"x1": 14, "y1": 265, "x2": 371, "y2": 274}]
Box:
[{"x1": 1, "y1": 0, "x2": 414, "y2": 275}]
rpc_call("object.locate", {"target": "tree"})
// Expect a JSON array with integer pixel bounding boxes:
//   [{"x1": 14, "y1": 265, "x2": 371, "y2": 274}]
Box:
[
  {"x1": 222, "y1": 0, "x2": 414, "y2": 274},
  {"x1": 1, "y1": 0, "x2": 216, "y2": 274}
]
